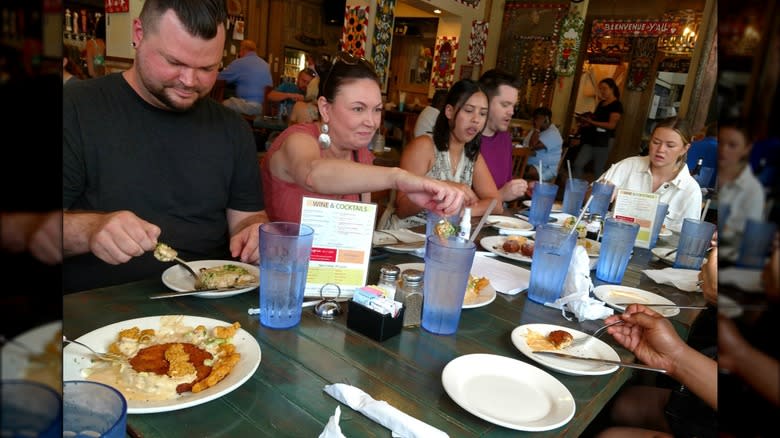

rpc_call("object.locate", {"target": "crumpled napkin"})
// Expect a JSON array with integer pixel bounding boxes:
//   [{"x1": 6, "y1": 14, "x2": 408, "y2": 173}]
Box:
[
  {"x1": 319, "y1": 405, "x2": 347, "y2": 438},
  {"x1": 642, "y1": 267, "x2": 700, "y2": 292},
  {"x1": 546, "y1": 246, "x2": 614, "y2": 321},
  {"x1": 323, "y1": 383, "x2": 449, "y2": 438}
]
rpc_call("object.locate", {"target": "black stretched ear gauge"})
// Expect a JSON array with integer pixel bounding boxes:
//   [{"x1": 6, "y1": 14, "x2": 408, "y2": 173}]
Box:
[{"x1": 314, "y1": 283, "x2": 342, "y2": 320}]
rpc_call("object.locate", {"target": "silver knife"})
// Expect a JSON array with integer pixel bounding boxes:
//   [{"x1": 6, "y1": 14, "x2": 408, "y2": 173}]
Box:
[
  {"x1": 149, "y1": 284, "x2": 259, "y2": 299},
  {"x1": 532, "y1": 351, "x2": 667, "y2": 373},
  {"x1": 612, "y1": 302, "x2": 708, "y2": 310}
]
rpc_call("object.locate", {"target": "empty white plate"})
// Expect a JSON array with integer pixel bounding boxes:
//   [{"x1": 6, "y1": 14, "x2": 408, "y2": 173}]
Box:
[{"x1": 593, "y1": 285, "x2": 680, "y2": 317}]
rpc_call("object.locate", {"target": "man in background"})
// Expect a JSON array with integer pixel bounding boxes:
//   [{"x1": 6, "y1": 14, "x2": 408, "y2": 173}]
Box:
[
  {"x1": 218, "y1": 39, "x2": 272, "y2": 116},
  {"x1": 524, "y1": 107, "x2": 564, "y2": 182},
  {"x1": 478, "y1": 69, "x2": 528, "y2": 203},
  {"x1": 266, "y1": 67, "x2": 316, "y2": 121}
]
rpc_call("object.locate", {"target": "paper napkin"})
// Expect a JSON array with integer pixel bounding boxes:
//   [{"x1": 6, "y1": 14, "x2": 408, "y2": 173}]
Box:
[
  {"x1": 470, "y1": 252, "x2": 530, "y2": 294},
  {"x1": 319, "y1": 405, "x2": 346, "y2": 438},
  {"x1": 642, "y1": 267, "x2": 700, "y2": 292},
  {"x1": 547, "y1": 246, "x2": 614, "y2": 321},
  {"x1": 323, "y1": 383, "x2": 449, "y2": 438}
]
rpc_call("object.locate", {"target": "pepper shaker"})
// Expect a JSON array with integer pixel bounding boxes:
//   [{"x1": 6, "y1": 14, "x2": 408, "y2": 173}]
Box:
[{"x1": 395, "y1": 269, "x2": 423, "y2": 327}]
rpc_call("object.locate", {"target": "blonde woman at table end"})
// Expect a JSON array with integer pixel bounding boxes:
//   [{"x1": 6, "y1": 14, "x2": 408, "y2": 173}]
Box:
[
  {"x1": 63, "y1": 0, "x2": 266, "y2": 293},
  {"x1": 260, "y1": 53, "x2": 465, "y2": 224},
  {"x1": 595, "y1": 304, "x2": 717, "y2": 438},
  {"x1": 597, "y1": 118, "x2": 702, "y2": 232},
  {"x1": 386, "y1": 80, "x2": 499, "y2": 230}
]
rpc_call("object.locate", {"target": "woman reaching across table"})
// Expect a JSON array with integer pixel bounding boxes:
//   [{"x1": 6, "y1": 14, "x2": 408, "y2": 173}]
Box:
[
  {"x1": 386, "y1": 79, "x2": 499, "y2": 230},
  {"x1": 260, "y1": 53, "x2": 465, "y2": 223},
  {"x1": 596, "y1": 118, "x2": 702, "y2": 232}
]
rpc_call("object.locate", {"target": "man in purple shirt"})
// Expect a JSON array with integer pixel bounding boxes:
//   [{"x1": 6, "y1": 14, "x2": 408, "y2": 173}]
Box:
[{"x1": 478, "y1": 69, "x2": 528, "y2": 203}]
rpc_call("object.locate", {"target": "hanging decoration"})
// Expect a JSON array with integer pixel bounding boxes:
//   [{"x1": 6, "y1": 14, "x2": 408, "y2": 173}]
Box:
[
  {"x1": 468, "y1": 20, "x2": 488, "y2": 65},
  {"x1": 105, "y1": 0, "x2": 129, "y2": 14},
  {"x1": 372, "y1": 0, "x2": 397, "y2": 92},
  {"x1": 554, "y1": 11, "x2": 583, "y2": 76},
  {"x1": 432, "y1": 36, "x2": 458, "y2": 89},
  {"x1": 341, "y1": 5, "x2": 369, "y2": 58},
  {"x1": 496, "y1": 2, "x2": 566, "y2": 116},
  {"x1": 231, "y1": 18, "x2": 245, "y2": 41},
  {"x1": 626, "y1": 37, "x2": 657, "y2": 91}
]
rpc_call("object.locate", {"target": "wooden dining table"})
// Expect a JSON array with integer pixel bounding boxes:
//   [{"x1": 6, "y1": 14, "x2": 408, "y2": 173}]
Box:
[{"x1": 63, "y1": 214, "x2": 708, "y2": 438}]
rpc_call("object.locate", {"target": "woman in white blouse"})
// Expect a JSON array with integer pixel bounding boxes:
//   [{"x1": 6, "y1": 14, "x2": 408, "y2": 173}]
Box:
[
  {"x1": 717, "y1": 118, "x2": 765, "y2": 242},
  {"x1": 598, "y1": 119, "x2": 702, "y2": 232}
]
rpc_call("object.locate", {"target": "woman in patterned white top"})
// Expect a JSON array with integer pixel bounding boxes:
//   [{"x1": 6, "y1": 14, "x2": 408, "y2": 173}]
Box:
[{"x1": 388, "y1": 80, "x2": 501, "y2": 229}]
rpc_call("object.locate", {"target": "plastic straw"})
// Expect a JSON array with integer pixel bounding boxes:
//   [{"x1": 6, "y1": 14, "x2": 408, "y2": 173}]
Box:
[
  {"x1": 570, "y1": 195, "x2": 594, "y2": 235},
  {"x1": 469, "y1": 199, "x2": 497, "y2": 243},
  {"x1": 567, "y1": 160, "x2": 572, "y2": 189},
  {"x1": 700, "y1": 198, "x2": 711, "y2": 220},
  {"x1": 537, "y1": 164, "x2": 543, "y2": 183}
]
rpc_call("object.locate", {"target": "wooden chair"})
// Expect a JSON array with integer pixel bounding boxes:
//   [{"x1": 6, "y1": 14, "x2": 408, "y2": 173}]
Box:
[
  {"x1": 553, "y1": 145, "x2": 571, "y2": 186},
  {"x1": 508, "y1": 147, "x2": 532, "y2": 208},
  {"x1": 262, "y1": 85, "x2": 278, "y2": 118}
]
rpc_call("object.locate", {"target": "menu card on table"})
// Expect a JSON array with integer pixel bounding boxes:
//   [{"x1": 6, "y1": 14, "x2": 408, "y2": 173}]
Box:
[
  {"x1": 300, "y1": 197, "x2": 377, "y2": 297},
  {"x1": 612, "y1": 189, "x2": 659, "y2": 249}
]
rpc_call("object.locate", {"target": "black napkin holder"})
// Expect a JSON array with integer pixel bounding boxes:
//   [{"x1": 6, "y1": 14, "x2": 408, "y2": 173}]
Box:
[{"x1": 347, "y1": 300, "x2": 404, "y2": 342}]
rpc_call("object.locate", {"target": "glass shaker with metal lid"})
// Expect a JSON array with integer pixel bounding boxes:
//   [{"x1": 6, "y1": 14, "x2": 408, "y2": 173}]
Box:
[
  {"x1": 377, "y1": 264, "x2": 400, "y2": 298},
  {"x1": 395, "y1": 269, "x2": 423, "y2": 327}
]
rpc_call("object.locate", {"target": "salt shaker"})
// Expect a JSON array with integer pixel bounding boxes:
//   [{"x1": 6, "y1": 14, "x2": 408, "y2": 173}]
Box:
[
  {"x1": 376, "y1": 263, "x2": 400, "y2": 299},
  {"x1": 586, "y1": 214, "x2": 603, "y2": 241},
  {"x1": 395, "y1": 269, "x2": 423, "y2": 327}
]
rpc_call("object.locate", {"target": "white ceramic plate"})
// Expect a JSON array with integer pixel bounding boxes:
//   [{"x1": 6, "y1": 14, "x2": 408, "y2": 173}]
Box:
[
  {"x1": 511, "y1": 324, "x2": 619, "y2": 376},
  {"x1": 479, "y1": 235, "x2": 533, "y2": 263},
  {"x1": 593, "y1": 285, "x2": 680, "y2": 317},
  {"x1": 161, "y1": 260, "x2": 259, "y2": 298},
  {"x1": 522, "y1": 200, "x2": 563, "y2": 212},
  {"x1": 486, "y1": 215, "x2": 533, "y2": 234},
  {"x1": 396, "y1": 263, "x2": 497, "y2": 309},
  {"x1": 62, "y1": 315, "x2": 262, "y2": 414},
  {"x1": 1, "y1": 320, "x2": 62, "y2": 381},
  {"x1": 651, "y1": 247, "x2": 677, "y2": 265},
  {"x1": 372, "y1": 229, "x2": 426, "y2": 253},
  {"x1": 442, "y1": 353, "x2": 575, "y2": 431}
]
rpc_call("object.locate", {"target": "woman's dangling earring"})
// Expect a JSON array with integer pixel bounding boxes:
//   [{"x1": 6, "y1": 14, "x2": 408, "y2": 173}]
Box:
[{"x1": 318, "y1": 123, "x2": 331, "y2": 149}]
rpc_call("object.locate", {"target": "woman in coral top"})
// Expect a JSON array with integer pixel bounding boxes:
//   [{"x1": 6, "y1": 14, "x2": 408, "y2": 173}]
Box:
[{"x1": 260, "y1": 52, "x2": 467, "y2": 223}]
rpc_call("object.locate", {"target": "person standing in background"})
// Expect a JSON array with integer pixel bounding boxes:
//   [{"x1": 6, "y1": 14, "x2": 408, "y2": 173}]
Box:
[
  {"x1": 573, "y1": 78, "x2": 623, "y2": 179},
  {"x1": 478, "y1": 69, "x2": 529, "y2": 204},
  {"x1": 218, "y1": 39, "x2": 272, "y2": 116},
  {"x1": 85, "y1": 14, "x2": 106, "y2": 78},
  {"x1": 63, "y1": 44, "x2": 86, "y2": 86}
]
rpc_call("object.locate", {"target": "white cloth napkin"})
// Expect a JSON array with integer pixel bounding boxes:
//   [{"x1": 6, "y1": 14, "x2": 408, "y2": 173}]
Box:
[
  {"x1": 546, "y1": 246, "x2": 614, "y2": 321},
  {"x1": 642, "y1": 267, "x2": 700, "y2": 292},
  {"x1": 719, "y1": 267, "x2": 764, "y2": 293},
  {"x1": 470, "y1": 252, "x2": 530, "y2": 294},
  {"x1": 323, "y1": 383, "x2": 448, "y2": 438},
  {"x1": 319, "y1": 406, "x2": 347, "y2": 438}
]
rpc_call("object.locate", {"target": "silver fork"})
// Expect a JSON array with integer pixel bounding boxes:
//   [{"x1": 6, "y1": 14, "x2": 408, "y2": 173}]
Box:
[
  {"x1": 569, "y1": 320, "x2": 624, "y2": 348},
  {"x1": 62, "y1": 335, "x2": 126, "y2": 363}
]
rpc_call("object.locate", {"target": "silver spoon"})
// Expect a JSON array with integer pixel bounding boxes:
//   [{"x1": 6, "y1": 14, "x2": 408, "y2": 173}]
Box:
[{"x1": 154, "y1": 242, "x2": 199, "y2": 279}]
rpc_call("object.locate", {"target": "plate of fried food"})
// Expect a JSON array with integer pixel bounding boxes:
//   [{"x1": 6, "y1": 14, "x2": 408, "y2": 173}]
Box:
[
  {"x1": 479, "y1": 235, "x2": 534, "y2": 263},
  {"x1": 63, "y1": 315, "x2": 261, "y2": 414},
  {"x1": 161, "y1": 260, "x2": 259, "y2": 298},
  {"x1": 511, "y1": 324, "x2": 620, "y2": 376},
  {"x1": 1, "y1": 320, "x2": 63, "y2": 393},
  {"x1": 396, "y1": 263, "x2": 496, "y2": 309}
]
